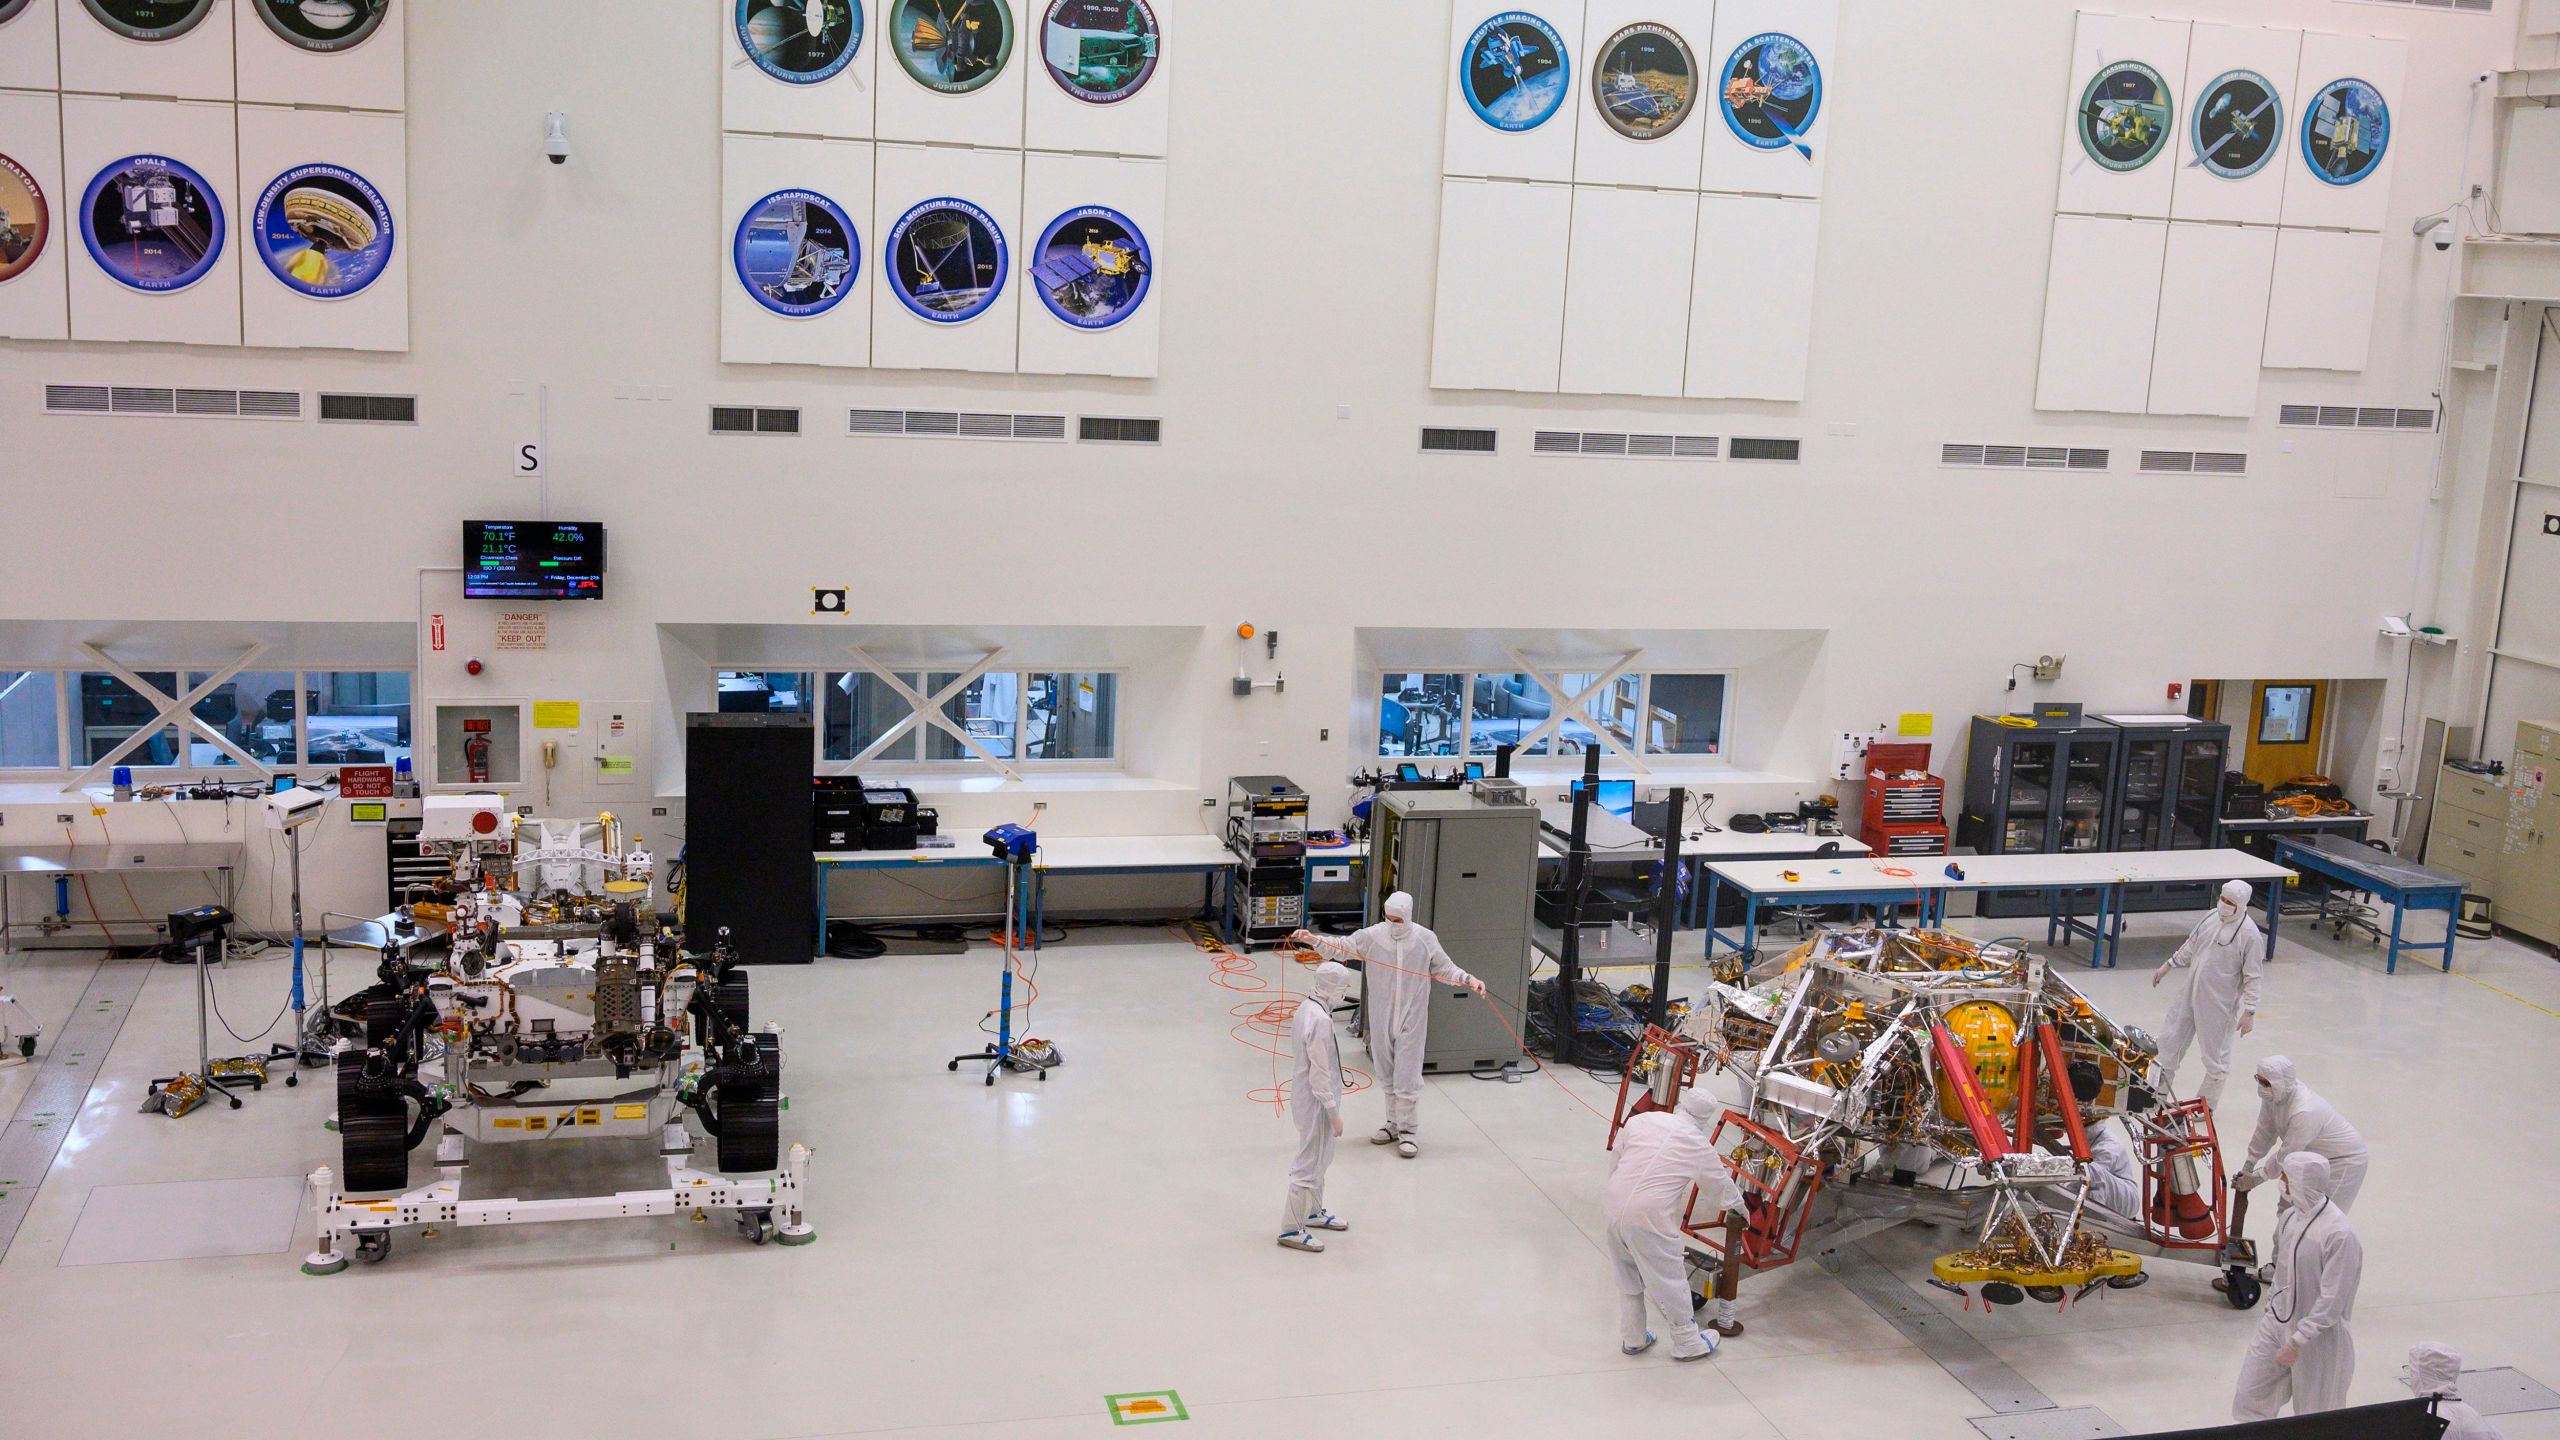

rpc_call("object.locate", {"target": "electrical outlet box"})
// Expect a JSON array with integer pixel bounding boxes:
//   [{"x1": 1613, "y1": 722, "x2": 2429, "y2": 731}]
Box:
[
  {"x1": 1832, "y1": 731, "x2": 1872, "y2": 783},
  {"x1": 2033, "y1": 655, "x2": 2066, "y2": 682},
  {"x1": 56, "y1": 814, "x2": 73, "y2": 825}
]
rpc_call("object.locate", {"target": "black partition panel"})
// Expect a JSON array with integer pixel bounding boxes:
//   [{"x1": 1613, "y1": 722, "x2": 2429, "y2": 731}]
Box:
[{"x1": 684, "y1": 713, "x2": 815, "y2": 965}]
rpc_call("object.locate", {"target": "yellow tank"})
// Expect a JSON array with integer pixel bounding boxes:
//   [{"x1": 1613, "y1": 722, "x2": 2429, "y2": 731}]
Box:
[{"x1": 1934, "y1": 1000, "x2": 2020, "y2": 1123}]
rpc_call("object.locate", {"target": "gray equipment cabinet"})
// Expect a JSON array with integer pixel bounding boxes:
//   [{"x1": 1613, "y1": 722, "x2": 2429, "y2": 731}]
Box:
[
  {"x1": 1366, "y1": 787, "x2": 1537, "y2": 1073},
  {"x1": 2097, "y1": 715, "x2": 2230, "y2": 912},
  {"x1": 1958, "y1": 713, "x2": 2124, "y2": 918}
]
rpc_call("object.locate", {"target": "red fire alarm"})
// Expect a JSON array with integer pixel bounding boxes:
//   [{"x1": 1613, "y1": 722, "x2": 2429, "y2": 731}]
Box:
[
  {"x1": 2166, "y1": 682, "x2": 2183, "y2": 701},
  {"x1": 465, "y1": 656, "x2": 484, "y2": 676}
]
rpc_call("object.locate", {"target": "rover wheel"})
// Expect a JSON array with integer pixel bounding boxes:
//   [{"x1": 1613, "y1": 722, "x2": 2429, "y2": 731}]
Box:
[
  {"x1": 336, "y1": 1053, "x2": 410, "y2": 1193},
  {"x1": 714, "y1": 1036, "x2": 781, "y2": 1174},
  {"x1": 362, "y1": 990, "x2": 405, "y2": 1048}
]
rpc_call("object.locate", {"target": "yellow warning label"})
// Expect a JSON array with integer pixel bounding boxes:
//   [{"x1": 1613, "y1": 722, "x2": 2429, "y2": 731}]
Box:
[
  {"x1": 493, "y1": 1117, "x2": 525, "y2": 1130},
  {"x1": 614, "y1": 1104, "x2": 649, "y2": 1120},
  {"x1": 576, "y1": 1108, "x2": 602, "y2": 1126},
  {"x1": 525, "y1": 1115, "x2": 548, "y2": 1132}
]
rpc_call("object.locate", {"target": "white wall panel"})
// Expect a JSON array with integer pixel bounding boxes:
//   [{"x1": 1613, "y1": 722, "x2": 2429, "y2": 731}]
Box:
[
  {"x1": 721, "y1": 132, "x2": 873, "y2": 368},
  {"x1": 870, "y1": 139, "x2": 1020, "y2": 373},
  {"x1": 2055, "y1": 11, "x2": 2190, "y2": 221},
  {"x1": 2280, "y1": 31, "x2": 2403, "y2": 233},
  {"x1": 875, "y1": 0, "x2": 1026, "y2": 149},
  {"x1": 2262, "y1": 226, "x2": 2380, "y2": 371},
  {"x1": 2034, "y1": 214, "x2": 2165, "y2": 415},
  {"x1": 235, "y1": 0, "x2": 404, "y2": 110},
  {"x1": 1442, "y1": 0, "x2": 1583, "y2": 182},
  {"x1": 0, "y1": 0, "x2": 61, "y2": 89},
  {"x1": 723, "y1": 0, "x2": 876, "y2": 140},
  {"x1": 1558, "y1": 184, "x2": 1694, "y2": 397},
  {"x1": 0, "y1": 89, "x2": 69, "y2": 341},
  {"x1": 1697, "y1": 0, "x2": 1834, "y2": 199},
  {"x1": 238, "y1": 103, "x2": 407, "y2": 351},
  {"x1": 1428, "y1": 176, "x2": 1568, "y2": 393},
  {"x1": 1023, "y1": 0, "x2": 1168, "y2": 158},
  {"x1": 1683, "y1": 192, "x2": 1816, "y2": 400},
  {"x1": 2169, "y1": 22, "x2": 2299, "y2": 226},
  {"x1": 60, "y1": 0, "x2": 234, "y2": 101},
  {"x1": 1017, "y1": 150, "x2": 1162, "y2": 377},
  {"x1": 1571, "y1": 0, "x2": 1712, "y2": 191},
  {"x1": 62, "y1": 93, "x2": 239, "y2": 345},
  {"x1": 2146, "y1": 220, "x2": 2275, "y2": 418}
]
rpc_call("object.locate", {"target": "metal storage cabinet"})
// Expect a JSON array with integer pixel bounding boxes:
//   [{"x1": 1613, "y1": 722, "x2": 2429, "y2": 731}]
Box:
[
  {"x1": 2424, "y1": 759, "x2": 2507, "y2": 903},
  {"x1": 1957, "y1": 714, "x2": 2123, "y2": 918},
  {"x1": 2492, "y1": 721, "x2": 2559, "y2": 951},
  {"x1": 1367, "y1": 789, "x2": 1537, "y2": 1072},
  {"x1": 2098, "y1": 715, "x2": 2230, "y2": 912}
]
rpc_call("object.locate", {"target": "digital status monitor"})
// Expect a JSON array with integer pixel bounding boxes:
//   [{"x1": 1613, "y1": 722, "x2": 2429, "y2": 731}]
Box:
[{"x1": 464, "y1": 521, "x2": 606, "y2": 600}]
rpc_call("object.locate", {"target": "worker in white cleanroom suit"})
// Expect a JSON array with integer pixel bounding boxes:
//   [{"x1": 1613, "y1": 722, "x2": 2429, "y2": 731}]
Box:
[
  {"x1": 2152, "y1": 879, "x2": 2265, "y2": 1107},
  {"x1": 1606, "y1": 1088, "x2": 1746, "y2": 1362},
  {"x1": 2232, "y1": 1153, "x2": 2363, "y2": 1422},
  {"x1": 2082, "y1": 1120, "x2": 2144, "y2": 1222},
  {"x1": 2235, "y1": 1056, "x2": 2369, "y2": 1213},
  {"x1": 1353, "y1": 891, "x2": 1483, "y2": 1158},
  {"x1": 1279, "y1": 961, "x2": 1354, "y2": 1254},
  {"x1": 2401, "y1": 1343, "x2": 2505, "y2": 1439}
]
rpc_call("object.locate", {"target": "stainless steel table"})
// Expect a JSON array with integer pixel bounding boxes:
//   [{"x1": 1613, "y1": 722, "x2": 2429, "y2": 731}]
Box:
[{"x1": 0, "y1": 844, "x2": 245, "y2": 953}]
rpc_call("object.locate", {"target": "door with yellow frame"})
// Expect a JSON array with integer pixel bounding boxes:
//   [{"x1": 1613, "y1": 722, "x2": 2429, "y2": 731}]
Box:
[{"x1": 2242, "y1": 681, "x2": 2328, "y2": 788}]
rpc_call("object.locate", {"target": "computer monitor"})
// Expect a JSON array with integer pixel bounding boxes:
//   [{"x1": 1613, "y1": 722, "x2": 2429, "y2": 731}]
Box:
[
  {"x1": 1464, "y1": 762, "x2": 1485, "y2": 780},
  {"x1": 1396, "y1": 763, "x2": 1422, "y2": 783},
  {"x1": 1573, "y1": 779, "x2": 1636, "y2": 818}
]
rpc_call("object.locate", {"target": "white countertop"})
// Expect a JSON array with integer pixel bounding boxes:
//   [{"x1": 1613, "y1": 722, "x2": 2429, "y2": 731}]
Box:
[
  {"x1": 1708, "y1": 848, "x2": 2290, "y2": 896},
  {"x1": 815, "y1": 834, "x2": 1237, "y2": 872}
]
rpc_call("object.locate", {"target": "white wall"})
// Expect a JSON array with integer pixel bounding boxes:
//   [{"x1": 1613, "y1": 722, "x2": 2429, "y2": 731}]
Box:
[{"x1": 0, "y1": 0, "x2": 2542, "y2": 924}]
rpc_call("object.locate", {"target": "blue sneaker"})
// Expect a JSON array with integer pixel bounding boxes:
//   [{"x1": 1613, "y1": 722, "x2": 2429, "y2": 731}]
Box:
[
  {"x1": 1304, "y1": 1210, "x2": 1348, "y2": 1232},
  {"x1": 1277, "y1": 1229, "x2": 1324, "y2": 1253},
  {"x1": 1622, "y1": 1332, "x2": 1657, "y2": 1356}
]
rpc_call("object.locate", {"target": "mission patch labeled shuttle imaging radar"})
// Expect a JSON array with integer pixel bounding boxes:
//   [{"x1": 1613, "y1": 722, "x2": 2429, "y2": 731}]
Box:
[{"x1": 1462, "y1": 10, "x2": 1568, "y2": 133}]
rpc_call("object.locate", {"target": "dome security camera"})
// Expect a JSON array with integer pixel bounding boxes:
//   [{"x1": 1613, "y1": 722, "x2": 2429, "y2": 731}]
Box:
[
  {"x1": 2413, "y1": 214, "x2": 2452, "y2": 252},
  {"x1": 544, "y1": 112, "x2": 570, "y2": 166}
]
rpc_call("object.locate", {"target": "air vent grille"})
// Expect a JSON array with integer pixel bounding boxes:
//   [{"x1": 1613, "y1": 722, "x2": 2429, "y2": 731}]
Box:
[
  {"x1": 319, "y1": 393, "x2": 415, "y2": 424},
  {"x1": 2141, "y1": 450, "x2": 2250, "y2": 475},
  {"x1": 1728, "y1": 436, "x2": 1801, "y2": 463},
  {"x1": 1942, "y1": 443, "x2": 2110, "y2": 471},
  {"x1": 240, "y1": 390, "x2": 303, "y2": 419},
  {"x1": 47, "y1": 384, "x2": 301, "y2": 419},
  {"x1": 844, "y1": 408, "x2": 1069, "y2": 440},
  {"x1": 2349, "y1": 0, "x2": 2493, "y2": 11},
  {"x1": 2279, "y1": 403, "x2": 2437, "y2": 432},
  {"x1": 1078, "y1": 415, "x2": 1162, "y2": 444},
  {"x1": 1420, "y1": 427, "x2": 1498, "y2": 454},
  {"x1": 1533, "y1": 430, "x2": 1718, "y2": 459}
]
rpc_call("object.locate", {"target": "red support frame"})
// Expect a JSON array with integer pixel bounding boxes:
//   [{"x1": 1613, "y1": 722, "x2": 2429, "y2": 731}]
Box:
[
  {"x1": 1704, "y1": 1111, "x2": 1821, "y2": 1272},
  {"x1": 2134, "y1": 1098, "x2": 2230, "y2": 1253}
]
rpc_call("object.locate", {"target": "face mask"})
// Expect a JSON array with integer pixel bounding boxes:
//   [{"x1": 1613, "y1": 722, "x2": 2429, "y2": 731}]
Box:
[{"x1": 2258, "y1": 1079, "x2": 2274, "y2": 1094}]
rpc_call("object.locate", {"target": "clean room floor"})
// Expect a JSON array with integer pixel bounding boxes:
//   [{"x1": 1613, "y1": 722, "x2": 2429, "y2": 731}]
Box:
[{"x1": 2, "y1": 910, "x2": 2557, "y2": 1440}]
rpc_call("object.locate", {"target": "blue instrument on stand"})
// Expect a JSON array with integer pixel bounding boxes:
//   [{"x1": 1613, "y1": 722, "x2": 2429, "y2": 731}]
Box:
[{"x1": 949, "y1": 826, "x2": 1052, "y2": 1085}]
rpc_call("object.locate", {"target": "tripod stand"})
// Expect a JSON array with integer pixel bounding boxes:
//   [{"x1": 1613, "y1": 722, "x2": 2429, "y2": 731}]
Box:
[
  {"x1": 145, "y1": 907, "x2": 265, "y2": 1116},
  {"x1": 948, "y1": 847, "x2": 1051, "y2": 1085}
]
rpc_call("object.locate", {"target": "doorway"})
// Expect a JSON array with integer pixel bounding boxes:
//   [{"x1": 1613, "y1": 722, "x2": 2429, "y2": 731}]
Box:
[{"x1": 2243, "y1": 680, "x2": 2329, "y2": 787}]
